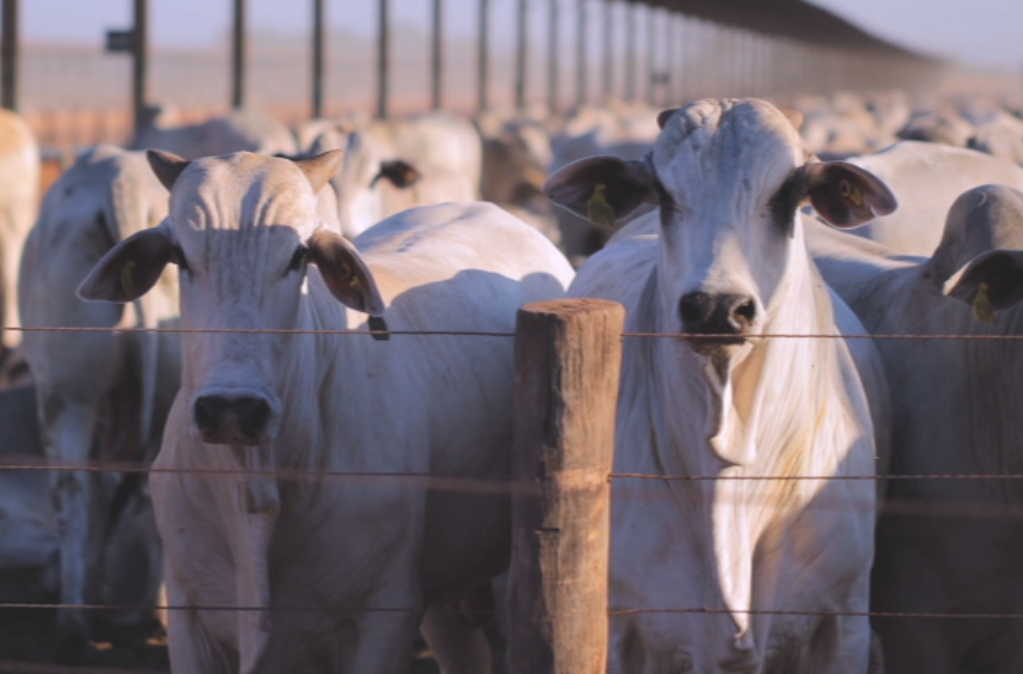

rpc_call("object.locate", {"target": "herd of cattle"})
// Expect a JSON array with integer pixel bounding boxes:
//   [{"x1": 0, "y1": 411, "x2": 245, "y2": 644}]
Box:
[{"x1": 1, "y1": 87, "x2": 1023, "y2": 673}]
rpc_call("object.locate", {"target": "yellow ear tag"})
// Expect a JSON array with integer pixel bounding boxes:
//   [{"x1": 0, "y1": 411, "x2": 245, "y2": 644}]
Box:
[
  {"x1": 586, "y1": 183, "x2": 617, "y2": 227},
  {"x1": 850, "y1": 187, "x2": 864, "y2": 206},
  {"x1": 840, "y1": 180, "x2": 864, "y2": 206},
  {"x1": 348, "y1": 275, "x2": 361, "y2": 290},
  {"x1": 973, "y1": 282, "x2": 997, "y2": 324},
  {"x1": 119, "y1": 261, "x2": 136, "y2": 300}
]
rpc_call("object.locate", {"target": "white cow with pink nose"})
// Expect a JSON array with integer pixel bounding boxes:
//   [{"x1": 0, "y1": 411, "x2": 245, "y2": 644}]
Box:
[
  {"x1": 546, "y1": 98, "x2": 894, "y2": 673},
  {"x1": 79, "y1": 150, "x2": 574, "y2": 673}
]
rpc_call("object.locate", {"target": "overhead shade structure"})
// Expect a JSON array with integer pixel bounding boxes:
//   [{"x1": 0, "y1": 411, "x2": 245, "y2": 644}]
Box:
[{"x1": 639, "y1": 0, "x2": 934, "y2": 60}]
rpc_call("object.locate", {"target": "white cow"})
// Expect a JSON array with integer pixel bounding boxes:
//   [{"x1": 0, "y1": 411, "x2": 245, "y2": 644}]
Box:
[
  {"x1": 0, "y1": 109, "x2": 40, "y2": 350},
  {"x1": 836, "y1": 141, "x2": 1023, "y2": 256},
  {"x1": 131, "y1": 107, "x2": 298, "y2": 160},
  {"x1": 19, "y1": 145, "x2": 176, "y2": 653},
  {"x1": 309, "y1": 130, "x2": 476, "y2": 239},
  {"x1": 78, "y1": 150, "x2": 574, "y2": 673},
  {"x1": 807, "y1": 184, "x2": 1023, "y2": 673},
  {"x1": 546, "y1": 98, "x2": 892, "y2": 673}
]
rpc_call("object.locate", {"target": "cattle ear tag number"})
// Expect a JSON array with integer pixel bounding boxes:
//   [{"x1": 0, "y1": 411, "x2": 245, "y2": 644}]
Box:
[
  {"x1": 839, "y1": 179, "x2": 863, "y2": 207},
  {"x1": 368, "y1": 315, "x2": 389, "y2": 341},
  {"x1": 120, "y1": 261, "x2": 136, "y2": 300},
  {"x1": 587, "y1": 183, "x2": 617, "y2": 227},
  {"x1": 973, "y1": 282, "x2": 997, "y2": 324}
]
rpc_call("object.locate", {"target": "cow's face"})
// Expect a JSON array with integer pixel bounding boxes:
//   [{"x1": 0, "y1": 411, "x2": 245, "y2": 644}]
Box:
[
  {"x1": 79, "y1": 151, "x2": 385, "y2": 447},
  {"x1": 545, "y1": 98, "x2": 896, "y2": 365}
]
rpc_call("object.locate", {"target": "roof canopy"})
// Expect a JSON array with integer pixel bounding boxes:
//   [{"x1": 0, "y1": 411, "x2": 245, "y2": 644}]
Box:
[{"x1": 645, "y1": 0, "x2": 932, "y2": 60}]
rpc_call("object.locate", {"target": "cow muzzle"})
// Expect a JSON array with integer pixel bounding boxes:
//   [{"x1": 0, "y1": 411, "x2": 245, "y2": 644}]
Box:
[
  {"x1": 678, "y1": 291, "x2": 758, "y2": 354},
  {"x1": 193, "y1": 390, "x2": 277, "y2": 445}
]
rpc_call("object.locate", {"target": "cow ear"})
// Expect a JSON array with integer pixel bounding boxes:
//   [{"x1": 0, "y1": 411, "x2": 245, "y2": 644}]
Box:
[
  {"x1": 307, "y1": 229, "x2": 386, "y2": 316},
  {"x1": 778, "y1": 107, "x2": 804, "y2": 131},
  {"x1": 801, "y1": 161, "x2": 897, "y2": 229},
  {"x1": 147, "y1": 150, "x2": 190, "y2": 192},
  {"x1": 78, "y1": 225, "x2": 176, "y2": 303},
  {"x1": 372, "y1": 160, "x2": 422, "y2": 189},
  {"x1": 544, "y1": 155, "x2": 657, "y2": 226},
  {"x1": 943, "y1": 249, "x2": 1023, "y2": 322},
  {"x1": 292, "y1": 150, "x2": 345, "y2": 193},
  {"x1": 657, "y1": 109, "x2": 679, "y2": 130}
]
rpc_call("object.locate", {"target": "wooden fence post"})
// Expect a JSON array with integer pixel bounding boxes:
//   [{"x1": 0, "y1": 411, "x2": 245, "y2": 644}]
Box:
[{"x1": 508, "y1": 298, "x2": 624, "y2": 674}]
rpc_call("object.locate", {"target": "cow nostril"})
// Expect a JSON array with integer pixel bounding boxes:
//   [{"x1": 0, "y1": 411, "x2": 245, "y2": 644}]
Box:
[
  {"x1": 679, "y1": 292, "x2": 712, "y2": 327},
  {"x1": 235, "y1": 398, "x2": 271, "y2": 437},
  {"x1": 732, "y1": 298, "x2": 757, "y2": 325},
  {"x1": 194, "y1": 397, "x2": 222, "y2": 434}
]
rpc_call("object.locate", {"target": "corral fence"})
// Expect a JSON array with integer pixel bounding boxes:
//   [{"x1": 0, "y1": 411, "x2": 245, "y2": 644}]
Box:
[
  {"x1": 4, "y1": 302, "x2": 1023, "y2": 672},
  {"x1": 0, "y1": 0, "x2": 948, "y2": 153}
]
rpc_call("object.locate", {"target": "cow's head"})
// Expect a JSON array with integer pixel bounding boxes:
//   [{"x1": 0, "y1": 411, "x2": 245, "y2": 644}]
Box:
[
  {"x1": 546, "y1": 99, "x2": 896, "y2": 361},
  {"x1": 78, "y1": 151, "x2": 385, "y2": 446}
]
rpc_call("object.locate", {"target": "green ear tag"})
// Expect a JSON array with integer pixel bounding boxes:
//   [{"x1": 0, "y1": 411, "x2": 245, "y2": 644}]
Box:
[
  {"x1": 973, "y1": 282, "x2": 997, "y2": 325},
  {"x1": 368, "y1": 315, "x2": 390, "y2": 341},
  {"x1": 586, "y1": 183, "x2": 617, "y2": 227}
]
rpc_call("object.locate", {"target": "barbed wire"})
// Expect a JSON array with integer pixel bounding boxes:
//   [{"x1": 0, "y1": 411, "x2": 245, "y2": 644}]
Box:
[
  {"x1": 0, "y1": 602, "x2": 1018, "y2": 620},
  {"x1": 5, "y1": 325, "x2": 1023, "y2": 340}
]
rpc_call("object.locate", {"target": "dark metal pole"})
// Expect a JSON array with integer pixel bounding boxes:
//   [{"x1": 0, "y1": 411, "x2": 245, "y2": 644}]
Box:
[
  {"x1": 232, "y1": 0, "x2": 246, "y2": 109},
  {"x1": 645, "y1": 5, "x2": 655, "y2": 104},
  {"x1": 663, "y1": 10, "x2": 673, "y2": 105},
  {"x1": 431, "y1": 0, "x2": 443, "y2": 110},
  {"x1": 377, "y1": 0, "x2": 389, "y2": 118},
  {"x1": 1, "y1": 0, "x2": 18, "y2": 111},
  {"x1": 515, "y1": 0, "x2": 527, "y2": 109},
  {"x1": 312, "y1": 0, "x2": 325, "y2": 118},
  {"x1": 132, "y1": 0, "x2": 148, "y2": 130},
  {"x1": 548, "y1": 0, "x2": 559, "y2": 112},
  {"x1": 576, "y1": 0, "x2": 587, "y2": 107},
  {"x1": 478, "y1": 0, "x2": 489, "y2": 111},
  {"x1": 602, "y1": 0, "x2": 612, "y2": 101},
  {"x1": 625, "y1": 0, "x2": 635, "y2": 100}
]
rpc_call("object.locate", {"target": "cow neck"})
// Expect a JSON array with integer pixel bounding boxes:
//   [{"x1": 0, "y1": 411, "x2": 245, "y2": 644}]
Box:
[{"x1": 636, "y1": 235, "x2": 859, "y2": 634}]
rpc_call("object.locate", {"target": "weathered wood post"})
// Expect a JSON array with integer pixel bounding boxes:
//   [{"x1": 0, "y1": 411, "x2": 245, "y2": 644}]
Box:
[
  {"x1": 1, "y1": 0, "x2": 19, "y2": 111},
  {"x1": 508, "y1": 298, "x2": 624, "y2": 674}
]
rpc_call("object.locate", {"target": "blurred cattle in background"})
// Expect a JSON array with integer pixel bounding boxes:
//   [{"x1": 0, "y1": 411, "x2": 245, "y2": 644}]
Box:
[
  {"x1": 130, "y1": 105, "x2": 298, "y2": 159},
  {"x1": 18, "y1": 145, "x2": 177, "y2": 655}
]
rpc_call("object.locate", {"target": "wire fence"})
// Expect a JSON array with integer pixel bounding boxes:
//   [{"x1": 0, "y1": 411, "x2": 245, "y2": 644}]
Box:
[{"x1": 1, "y1": 322, "x2": 1018, "y2": 626}]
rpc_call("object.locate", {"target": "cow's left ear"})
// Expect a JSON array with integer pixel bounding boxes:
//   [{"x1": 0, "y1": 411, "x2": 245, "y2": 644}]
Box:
[
  {"x1": 801, "y1": 162, "x2": 897, "y2": 229},
  {"x1": 371, "y1": 160, "x2": 422, "y2": 189},
  {"x1": 943, "y1": 249, "x2": 1023, "y2": 322},
  {"x1": 78, "y1": 224, "x2": 176, "y2": 303},
  {"x1": 307, "y1": 229, "x2": 386, "y2": 316},
  {"x1": 544, "y1": 155, "x2": 657, "y2": 226}
]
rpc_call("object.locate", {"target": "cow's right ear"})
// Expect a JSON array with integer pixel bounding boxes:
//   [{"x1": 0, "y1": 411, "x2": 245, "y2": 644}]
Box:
[
  {"x1": 943, "y1": 249, "x2": 1023, "y2": 322},
  {"x1": 544, "y1": 155, "x2": 657, "y2": 226},
  {"x1": 78, "y1": 225, "x2": 176, "y2": 303},
  {"x1": 306, "y1": 229, "x2": 386, "y2": 316}
]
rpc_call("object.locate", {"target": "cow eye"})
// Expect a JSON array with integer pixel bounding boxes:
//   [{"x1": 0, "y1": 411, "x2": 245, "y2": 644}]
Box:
[{"x1": 287, "y1": 246, "x2": 308, "y2": 273}]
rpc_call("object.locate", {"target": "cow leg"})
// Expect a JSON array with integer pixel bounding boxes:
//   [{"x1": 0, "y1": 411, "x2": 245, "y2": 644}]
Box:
[
  {"x1": 806, "y1": 615, "x2": 871, "y2": 674},
  {"x1": 421, "y1": 602, "x2": 494, "y2": 674},
  {"x1": 346, "y1": 608, "x2": 422, "y2": 674},
  {"x1": 164, "y1": 566, "x2": 233, "y2": 673},
  {"x1": 45, "y1": 404, "x2": 107, "y2": 657}
]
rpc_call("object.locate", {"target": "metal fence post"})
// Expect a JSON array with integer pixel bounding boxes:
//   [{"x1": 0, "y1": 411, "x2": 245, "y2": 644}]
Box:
[
  {"x1": 377, "y1": 0, "x2": 389, "y2": 118},
  {"x1": 515, "y1": 0, "x2": 528, "y2": 109},
  {"x1": 625, "y1": 0, "x2": 635, "y2": 100},
  {"x1": 312, "y1": 0, "x2": 325, "y2": 118},
  {"x1": 548, "y1": 0, "x2": 559, "y2": 113},
  {"x1": 508, "y1": 298, "x2": 624, "y2": 674},
  {"x1": 132, "y1": 0, "x2": 148, "y2": 131},
  {"x1": 232, "y1": 0, "x2": 246, "y2": 109},
  {"x1": 576, "y1": 0, "x2": 587, "y2": 108},
  {"x1": 1, "y1": 0, "x2": 19, "y2": 111},
  {"x1": 602, "y1": 0, "x2": 613, "y2": 102},
  {"x1": 431, "y1": 0, "x2": 443, "y2": 110},
  {"x1": 478, "y1": 0, "x2": 489, "y2": 112}
]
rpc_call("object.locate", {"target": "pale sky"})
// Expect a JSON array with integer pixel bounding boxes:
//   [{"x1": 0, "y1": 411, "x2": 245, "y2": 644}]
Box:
[{"x1": 21, "y1": 0, "x2": 1023, "y2": 72}]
